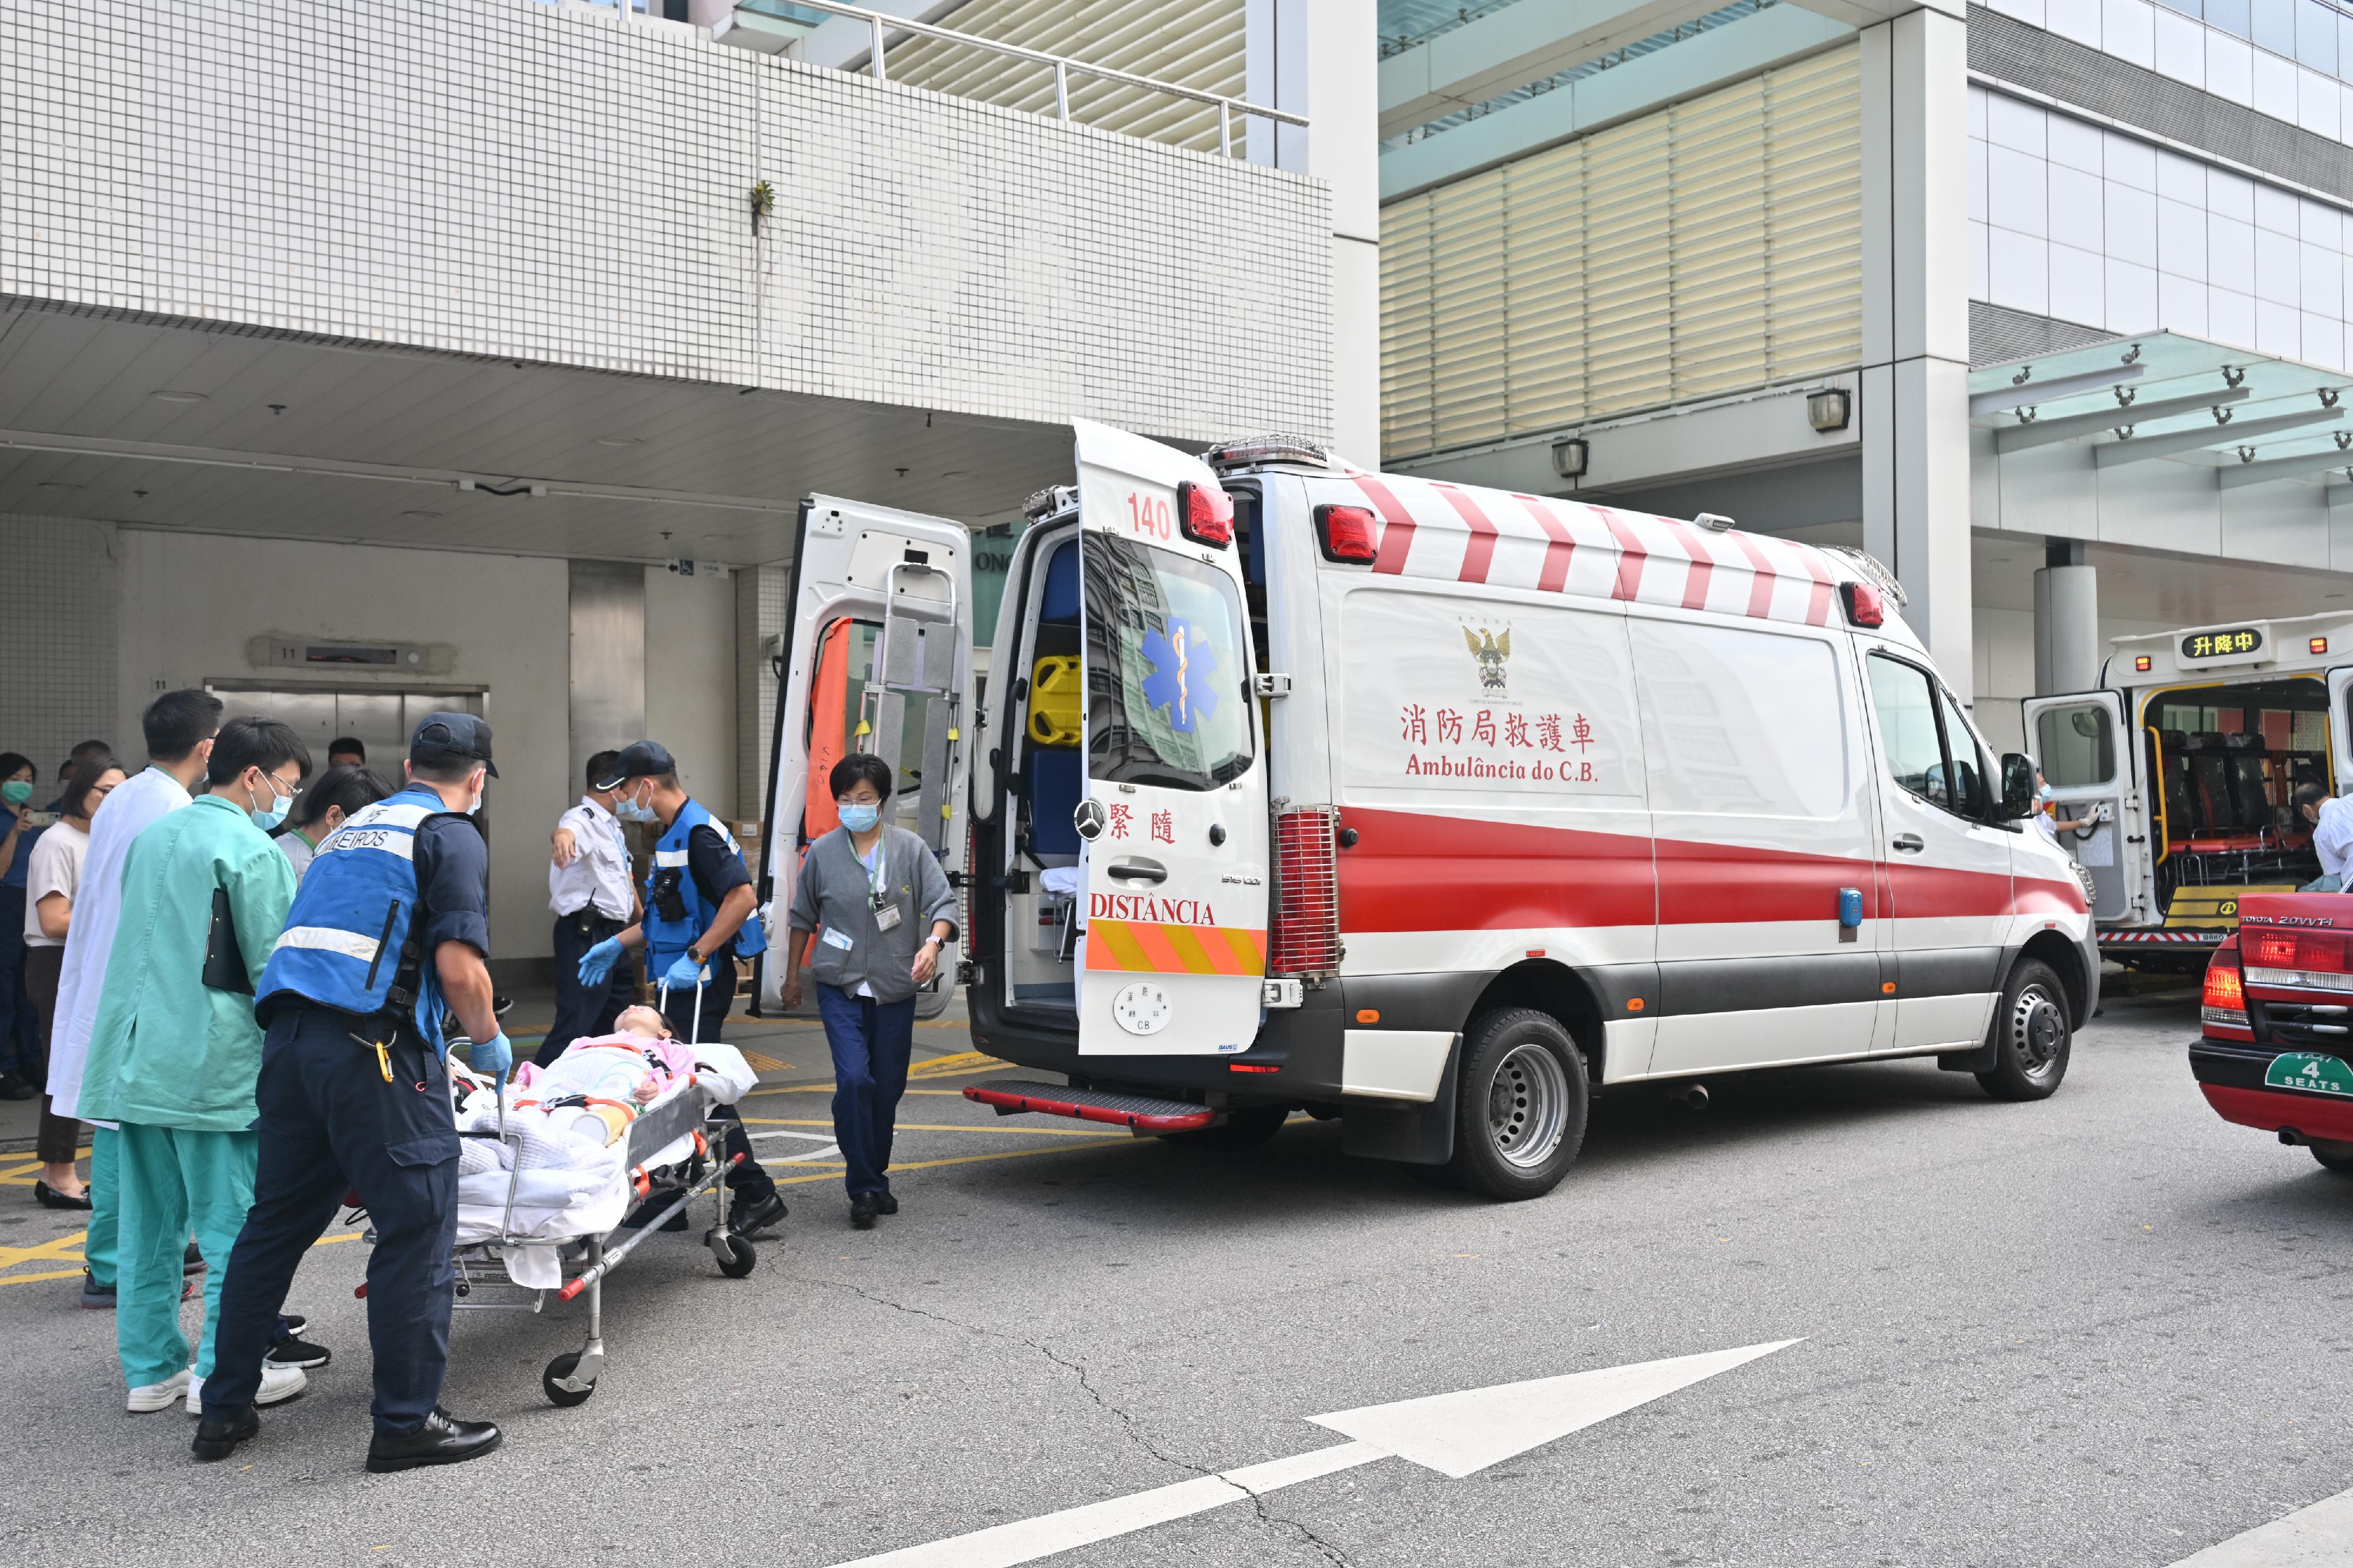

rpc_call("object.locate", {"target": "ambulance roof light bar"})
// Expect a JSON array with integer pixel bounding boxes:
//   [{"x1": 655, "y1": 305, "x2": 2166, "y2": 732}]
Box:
[
  {"x1": 1820, "y1": 545, "x2": 1909, "y2": 607},
  {"x1": 1204, "y1": 434, "x2": 1335, "y2": 473}
]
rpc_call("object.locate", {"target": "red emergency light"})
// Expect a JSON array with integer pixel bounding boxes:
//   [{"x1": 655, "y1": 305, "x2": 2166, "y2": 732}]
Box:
[
  {"x1": 1177, "y1": 481, "x2": 1233, "y2": 548},
  {"x1": 1839, "y1": 581, "x2": 1885, "y2": 628},
  {"x1": 2134, "y1": 655, "x2": 2152, "y2": 671},
  {"x1": 1314, "y1": 503, "x2": 1379, "y2": 565},
  {"x1": 2312, "y1": 636, "x2": 2331, "y2": 656}
]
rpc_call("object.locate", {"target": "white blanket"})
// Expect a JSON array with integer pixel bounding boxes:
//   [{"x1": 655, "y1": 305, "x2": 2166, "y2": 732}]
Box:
[{"x1": 449, "y1": 1040, "x2": 760, "y2": 1287}]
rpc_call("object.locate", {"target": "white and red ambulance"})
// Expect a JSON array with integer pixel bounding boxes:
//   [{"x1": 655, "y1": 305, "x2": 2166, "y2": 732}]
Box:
[{"x1": 759, "y1": 422, "x2": 2097, "y2": 1199}]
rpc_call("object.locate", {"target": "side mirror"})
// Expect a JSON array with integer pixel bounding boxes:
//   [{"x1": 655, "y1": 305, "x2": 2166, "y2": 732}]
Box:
[{"x1": 1999, "y1": 754, "x2": 2037, "y2": 820}]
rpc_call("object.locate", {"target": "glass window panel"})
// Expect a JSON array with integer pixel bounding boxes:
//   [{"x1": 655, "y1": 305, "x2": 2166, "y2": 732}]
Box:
[
  {"x1": 2300, "y1": 0, "x2": 2337, "y2": 70},
  {"x1": 2210, "y1": 0, "x2": 2252, "y2": 38},
  {"x1": 2256, "y1": 0, "x2": 2297, "y2": 58},
  {"x1": 2035, "y1": 703, "x2": 2118, "y2": 787},
  {"x1": 1938, "y1": 686, "x2": 1990, "y2": 819},
  {"x1": 1867, "y1": 655, "x2": 1950, "y2": 810}
]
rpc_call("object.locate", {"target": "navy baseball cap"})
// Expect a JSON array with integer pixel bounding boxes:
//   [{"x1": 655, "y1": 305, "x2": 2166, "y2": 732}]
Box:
[
  {"x1": 410, "y1": 712, "x2": 499, "y2": 778},
  {"x1": 594, "y1": 740, "x2": 675, "y2": 792}
]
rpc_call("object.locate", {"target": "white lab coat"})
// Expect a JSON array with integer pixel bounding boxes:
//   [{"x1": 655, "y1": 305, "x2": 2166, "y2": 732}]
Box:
[{"x1": 45, "y1": 765, "x2": 192, "y2": 1124}]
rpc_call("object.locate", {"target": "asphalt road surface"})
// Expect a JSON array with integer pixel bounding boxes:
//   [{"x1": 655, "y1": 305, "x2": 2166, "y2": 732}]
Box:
[{"x1": 6, "y1": 988, "x2": 2349, "y2": 1568}]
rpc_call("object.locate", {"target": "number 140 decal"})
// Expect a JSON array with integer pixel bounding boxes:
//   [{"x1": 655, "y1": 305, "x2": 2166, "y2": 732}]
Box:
[{"x1": 1126, "y1": 492, "x2": 1172, "y2": 540}]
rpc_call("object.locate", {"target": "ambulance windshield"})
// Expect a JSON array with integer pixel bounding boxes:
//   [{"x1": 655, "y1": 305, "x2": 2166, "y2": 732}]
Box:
[{"x1": 1084, "y1": 533, "x2": 1254, "y2": 791}]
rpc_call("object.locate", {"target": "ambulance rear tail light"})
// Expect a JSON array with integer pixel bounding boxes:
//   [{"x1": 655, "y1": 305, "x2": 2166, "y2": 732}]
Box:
[
  {"x1": 1269, "y1": 808, "x2": 1341, "y2": 976},
  {"x1": 1315, "y1": 504, "x2": 1379, "y2": 565},
  {"x1": 1177, "y1": 481, "x2": 1234, "y2": 548},
  {"x1": 1840, "y1": 581, "x2": 1886, "y2": 628},
  {"x1": 2202, "y1": 940, "x2": 2249, "y2": 1033},
  {"x1": 2241, "y1": 926, "x2": 2353, "y2": 991}
]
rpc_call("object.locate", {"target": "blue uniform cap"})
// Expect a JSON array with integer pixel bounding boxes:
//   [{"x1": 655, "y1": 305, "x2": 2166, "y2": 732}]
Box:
[
  {"x1": 411, "y1": 712, "x2": 499, "y2": 778},
  {"x1": 594, "y1": 740, "x2": 675, "y2": 792}
]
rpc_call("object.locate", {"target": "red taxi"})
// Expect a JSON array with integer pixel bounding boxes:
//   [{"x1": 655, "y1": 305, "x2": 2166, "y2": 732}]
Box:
[{"x1": 2192, "y1": 894, "x2": 2353, "y2": 1173}]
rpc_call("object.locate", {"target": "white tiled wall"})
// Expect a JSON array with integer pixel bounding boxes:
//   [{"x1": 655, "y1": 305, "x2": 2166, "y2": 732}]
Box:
[
  {"x1": 1984, "y1": 0, "x2": 2353, "y2": 149},
  {"x1": 0, "y1": 516, "x2": 120, "y2": 786},
  {"x1": 1969, "y1": 84, "x2": 2353, "y2": 365},
  {"x1": 1, "y1": 0, "x2": 1333, "y2": 444}
]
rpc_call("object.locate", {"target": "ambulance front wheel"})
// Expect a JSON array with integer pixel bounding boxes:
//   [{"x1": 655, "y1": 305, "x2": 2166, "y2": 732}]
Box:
[
  {"x1": 1447, "y1": 1009, "x2": 1589, "y2": 1200},
  {"x1": 1975, "y1": 959, "x2": 2072, "y2": 1102}
]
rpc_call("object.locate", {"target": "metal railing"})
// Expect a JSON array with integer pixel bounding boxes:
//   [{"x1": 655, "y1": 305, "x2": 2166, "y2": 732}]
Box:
[{"x1": 754, "y1": 0, "x2": 1306, "y2": 157}]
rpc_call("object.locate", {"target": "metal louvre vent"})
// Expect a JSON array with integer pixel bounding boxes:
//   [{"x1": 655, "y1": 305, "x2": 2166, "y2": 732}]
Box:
[{"x1": 1270, "y1": 807, "x2": 1341, "y2": 978}]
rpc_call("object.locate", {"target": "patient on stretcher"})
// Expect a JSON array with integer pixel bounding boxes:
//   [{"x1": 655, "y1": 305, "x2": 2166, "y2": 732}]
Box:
[{"x1": 512, "y1": 1006, "x2": 699, "y2": 1146}]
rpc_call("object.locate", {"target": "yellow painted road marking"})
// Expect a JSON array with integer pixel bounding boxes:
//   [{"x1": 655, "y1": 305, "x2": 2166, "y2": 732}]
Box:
[
  {"x1": 773, "y1": 1136, "x2": 1130, "y2": 1185},
  {"x1": 738, "y1": 1049, "x2": 790, "y2": 1072},
  {"x1": 747, "y1": 1077, "x2": 1009, "y2": 1097},
  {"x1": 0, "y1": 1227, "x2": 361, "y2": 1289},
  {"x1": 0, "y1": 1268, "x2": 86, "y2": 1286},
  {"x1": 906, "y1": 1050, "x2": 1006, "y2": 1079},
  {"x1": 743, "y1": 1117, "x2": 1125, "y2": 1139}
]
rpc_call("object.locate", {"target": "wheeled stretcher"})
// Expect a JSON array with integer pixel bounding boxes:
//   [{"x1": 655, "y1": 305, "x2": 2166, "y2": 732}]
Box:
[{"x1": 420, "y1": 983, "x2": 762, "y2": 1407}]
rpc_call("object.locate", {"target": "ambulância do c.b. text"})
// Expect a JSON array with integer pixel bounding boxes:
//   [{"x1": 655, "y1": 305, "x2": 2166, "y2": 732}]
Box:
[{"x1": 759, "y1": 422, "x2": 2096, "y2": 1199}]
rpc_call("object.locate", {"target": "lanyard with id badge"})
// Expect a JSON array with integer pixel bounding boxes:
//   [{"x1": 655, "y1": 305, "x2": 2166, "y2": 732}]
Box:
[{"x1": 865, "y1": 840, "x2": 902, "y2": 932}]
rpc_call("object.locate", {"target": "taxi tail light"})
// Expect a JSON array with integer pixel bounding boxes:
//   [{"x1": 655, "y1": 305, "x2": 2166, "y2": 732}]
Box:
[
  {"x1": 1269, "y1": 808, "x2": 1340, "y2": 976},
  {"x1": 2244, "y1": 928, "x2": 2353, "y2": 973},
  {"x1": 1314, "y1": 503, "x2": 1379, "y2": 565},
  {"x1": 2202, "y1": 942, "x2": 2247, "y2": 1030},
  {"x1": 1178, "y1": 481, "x2": 1234, "y2": 548},
  {"x1": 1840, "y1": 581, "x2": 1885, "y2": 628}
]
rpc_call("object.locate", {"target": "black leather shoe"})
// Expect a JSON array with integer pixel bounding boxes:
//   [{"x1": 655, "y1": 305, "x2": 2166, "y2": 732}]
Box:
[
  {"x1": 34, "y1": 1180, "x2": 92, "y2": 1210},
  {"x1": 734, "y1": 1193, "x2": 787, "y2": 1236},
  {"x1": 0, "y1": 1073, "x2": 36, "y2": 1102},
  {"x1": 873, "y1": 1190, "x2": 898, "y2": 1216},
  {"x1": 183, "y1": 1241, "x2": 206, "y2": 1276},
  {"x1": 849, "y1": 1193, "x2": 878, "y2": 1230},
  {"x1": 192, "y1": 1407, "x2": 259, "y2": 1463},
  {"x1": 365, "y1": 1407, "x2": 502, "y2": 1473}
]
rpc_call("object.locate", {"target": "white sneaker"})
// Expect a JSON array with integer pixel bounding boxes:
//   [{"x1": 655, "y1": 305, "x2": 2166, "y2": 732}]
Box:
[
  {"x1": 126, "y1": 1367, "x2": 192, "y2": 1413},
  {"x1": 186, "y1": 1364, "x2": 308, "y2": 1414}
]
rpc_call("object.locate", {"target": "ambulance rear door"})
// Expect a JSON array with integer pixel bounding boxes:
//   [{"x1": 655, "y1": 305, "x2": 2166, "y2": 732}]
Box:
[
  {"x1": 2329, "y1": 666, "x2": 2353, "y2": 790},
  {"x1": 762, "y1": 495, "x2": 974, "y2": 1019},
  {"x1": 2021, "y1": 689, "x2": 2145, "y2": 922},
  {"x1": 1071, "y1": 419, "x2": 1271, "y2": 1056}
]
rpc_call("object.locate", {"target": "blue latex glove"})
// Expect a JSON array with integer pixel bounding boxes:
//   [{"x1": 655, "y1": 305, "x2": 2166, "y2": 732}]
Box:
[
  {"x1": 578, "y1": 936, "x2": 624, "y2": 987},
  {"x1": 471, "y1": 1031, "x2": 514, "y2": 1081},
  {"x1": 662, "y1": 950, "x2": 708, "y2": 990}
]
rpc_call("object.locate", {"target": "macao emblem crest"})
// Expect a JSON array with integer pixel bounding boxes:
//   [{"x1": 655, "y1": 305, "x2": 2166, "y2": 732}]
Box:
[{"x1": 1463, "y1": 625, "x2": 1511, "y2": 698}]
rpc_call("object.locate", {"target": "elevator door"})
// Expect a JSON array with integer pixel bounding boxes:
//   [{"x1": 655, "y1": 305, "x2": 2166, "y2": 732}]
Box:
[{"x1": 209, "y1": 688, "x2": 483, "y2": 777}]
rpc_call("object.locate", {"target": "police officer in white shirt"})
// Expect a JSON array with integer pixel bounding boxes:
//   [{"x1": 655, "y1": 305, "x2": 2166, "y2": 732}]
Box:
[
  {"x1": 2294, "y1": 782, "x2": 2353, "y2": 892},
  {"x1": 538, "y1": 750, "x2": 640, "y2": 1066}
]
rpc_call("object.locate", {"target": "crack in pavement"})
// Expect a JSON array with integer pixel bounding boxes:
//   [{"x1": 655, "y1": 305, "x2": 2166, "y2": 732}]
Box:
[{"x1": 803, "y1": 1275, "x2": 1356, "y2": 1565}]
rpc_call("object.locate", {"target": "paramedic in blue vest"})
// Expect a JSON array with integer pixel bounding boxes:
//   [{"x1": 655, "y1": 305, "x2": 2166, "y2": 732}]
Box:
[
  {"x1": 575, "y1": 740, "x2": 786, "y2": 1237},
  {"x1": 192, "y1": 713, "x2": 509, "y2": 1473}
]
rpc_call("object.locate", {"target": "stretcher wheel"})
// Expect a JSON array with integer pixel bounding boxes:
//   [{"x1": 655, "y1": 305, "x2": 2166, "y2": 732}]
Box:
[
  {"x1": 542, "y1": 1352, "x2": 597, "y2": 1407},
  {"x1": 713, "y1": 1233, "x2": 758, "y2": 1279}
]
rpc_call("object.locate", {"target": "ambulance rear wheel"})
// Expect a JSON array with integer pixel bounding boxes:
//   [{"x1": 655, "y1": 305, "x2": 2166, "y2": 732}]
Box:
[
  {"x1": 1447, "y1": 1009, "x2": 1587, "y2": 1201},
  {"x1": 1975, "y1": 959, "x2": 2071, "y2": 1102}
]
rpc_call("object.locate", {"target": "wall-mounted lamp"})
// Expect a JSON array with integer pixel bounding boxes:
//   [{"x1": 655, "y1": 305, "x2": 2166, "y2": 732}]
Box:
[
  {"x1": 1807, "y1": 388, "x2": 1852, "y2": 433},
  {"x1": 1551, "y1": 436, "x2": 1589, "y2": 479}
]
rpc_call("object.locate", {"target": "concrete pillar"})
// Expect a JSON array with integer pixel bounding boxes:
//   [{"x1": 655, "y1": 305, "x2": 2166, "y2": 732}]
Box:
[
  {"x1": 1253, "y1": 0, "x2": 1380, "y2": 465},
  {"x1": 2034, "y1": 539, "x2": 2101, "y2": 693},
  {"x1": 1859, "y1": 2, "x2": 1972, "y2": 699}
]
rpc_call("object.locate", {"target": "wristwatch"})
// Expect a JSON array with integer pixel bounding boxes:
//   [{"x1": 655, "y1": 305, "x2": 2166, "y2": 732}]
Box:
[{"x1": 686, "y1": 945, "x2": 705, "y2": 965}]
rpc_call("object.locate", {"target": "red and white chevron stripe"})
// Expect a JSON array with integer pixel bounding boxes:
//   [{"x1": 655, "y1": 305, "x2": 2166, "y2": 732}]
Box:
[{"x1": 1341, "y1": 472, "x2": 1842, "y2": 629}]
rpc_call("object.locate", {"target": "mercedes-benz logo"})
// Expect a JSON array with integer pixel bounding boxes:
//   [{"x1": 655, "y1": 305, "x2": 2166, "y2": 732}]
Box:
[{"x1": 1074, "y1": 799, "x2": 1106, "y2": 841}]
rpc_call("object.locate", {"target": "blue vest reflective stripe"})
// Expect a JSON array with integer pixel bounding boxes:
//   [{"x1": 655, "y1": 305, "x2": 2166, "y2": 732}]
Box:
[
  {"x1": 258, "y1": 787, "x2": 461, "y2": 1046},
  {"x1": 645, "y1": 799, "x2": 766, "y2": 962}
]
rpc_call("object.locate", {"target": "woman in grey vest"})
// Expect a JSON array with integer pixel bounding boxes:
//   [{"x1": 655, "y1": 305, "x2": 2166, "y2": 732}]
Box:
[{"x1": 781, "y1": 753, "x2": 958, "y2": 1229}]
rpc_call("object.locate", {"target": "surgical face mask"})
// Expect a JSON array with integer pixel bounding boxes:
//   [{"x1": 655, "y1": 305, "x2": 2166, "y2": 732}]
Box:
[
  {"x1": 616, "y1": 788, "x2": 655, "y2": 823},
  {"x1": 0, "y1": 779, "x2": 29, "y2": 807},
  {"x1": 465, "y1": 772, "x2": 486, "y2": 817},
  {"x1": 837, "y1": 800, "x2": 881, "y2": 833},
  {"x1": 248, "y1": 775, "x2": 294, "y2": 832}
]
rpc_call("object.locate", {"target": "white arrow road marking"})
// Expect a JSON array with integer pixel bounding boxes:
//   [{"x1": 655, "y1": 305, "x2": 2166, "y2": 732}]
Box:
[{"x1": 822, "y1": 1339, "x2": 1801, "y2": 1568}]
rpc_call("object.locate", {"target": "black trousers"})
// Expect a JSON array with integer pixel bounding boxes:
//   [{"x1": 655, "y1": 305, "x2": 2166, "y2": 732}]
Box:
[
  {"x1": 654, "y1": 959, "x2": 775, "y2": 1205},
  {"x1": 539, "y1": 909, "x2": 635, "y2": 1067},
  {"x1": 207, "y1": 1004, "x2": 458, "y2": 1435}
]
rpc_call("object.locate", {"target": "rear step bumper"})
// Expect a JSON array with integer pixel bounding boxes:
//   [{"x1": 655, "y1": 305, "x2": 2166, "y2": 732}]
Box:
[{"x1": 965, "y1": 1080, "x2": 1215, "y2": 1132}]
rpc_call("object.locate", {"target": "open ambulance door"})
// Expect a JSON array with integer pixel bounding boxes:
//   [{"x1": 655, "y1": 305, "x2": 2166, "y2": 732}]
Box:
[
  {"x1": 2021, "y1": 689, "x2": 2147, "y2": 922},
  {"x1": 761, "y1": 495, "x2": 973, "y2": 1019},
  {"x1": 1070, "y1": 419, "x2": 1271, "y2": 1056},
  {"x1": 2328, "y1": 666, "x2": 2353, "y2": 792}
]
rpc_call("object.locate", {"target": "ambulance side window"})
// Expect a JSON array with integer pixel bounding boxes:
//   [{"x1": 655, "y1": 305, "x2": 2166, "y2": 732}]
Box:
[{"x1": 1866, "y1": 654, "x2": 1954, "y2": 811}]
